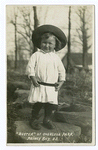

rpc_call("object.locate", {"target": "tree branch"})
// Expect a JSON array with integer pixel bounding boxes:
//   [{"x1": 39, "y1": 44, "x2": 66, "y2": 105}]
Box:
[
  {"x1": 17, "y1": 30, "x2": 29, "y2": 44},
  {"x1": 87, "y1": 44, "x2": 92, "y2": 50},
  {"x1": 76, "y1": 29, "x2": 83, "y2": 42},
  {"x1": 73, "y1": 40, "x2": 82, "y2": 45}
]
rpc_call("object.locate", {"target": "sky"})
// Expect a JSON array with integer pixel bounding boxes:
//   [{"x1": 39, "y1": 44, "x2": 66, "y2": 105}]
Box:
[{"x1": 6, "y1": 5, "x2": 94, "y2": 59}]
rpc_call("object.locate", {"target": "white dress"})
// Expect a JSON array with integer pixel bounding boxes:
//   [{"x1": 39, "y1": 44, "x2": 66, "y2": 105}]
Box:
[{"x1": 26, "y1": 50, "x2": 66, "y2": 105}]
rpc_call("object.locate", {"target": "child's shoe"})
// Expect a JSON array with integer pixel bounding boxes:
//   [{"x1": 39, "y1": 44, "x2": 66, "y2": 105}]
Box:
[
  {"x1": 29, "y1": 119, "x2": 41, "y2": 130},
  {"x1": 43, "y1": 118, "x2": 54, "y2": 129}
]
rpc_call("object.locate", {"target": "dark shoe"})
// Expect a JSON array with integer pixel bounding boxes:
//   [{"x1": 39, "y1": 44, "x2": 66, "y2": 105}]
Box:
[
  {"x1": 43, "y1": 118, "x2": 54, "y2": 129},
  {"x1": 29, "y1": 119, "x2": 41, "y2": 130}
]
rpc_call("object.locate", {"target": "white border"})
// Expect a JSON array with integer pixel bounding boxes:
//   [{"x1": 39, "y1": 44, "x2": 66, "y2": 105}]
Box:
[{"x1": 0, "y1": 0, "x2": 97, "y2": 149}]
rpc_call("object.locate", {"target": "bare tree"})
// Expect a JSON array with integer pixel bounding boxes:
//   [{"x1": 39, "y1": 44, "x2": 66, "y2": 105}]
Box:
[
  {"x1": 10, "y1": 6, "x2": 39, "y2": 56},
  {"x1": 75, "y1": 6, "x2": 92, "y2": 68},
  {"x1": 67, "y1": 6, "x2": 71, "y2": 72},
  {"x1": 14, "y1": 14, "x2": 18, "y2": 69},
  {"x1": 17, "y1": 36, "x2": 28, "y2": 60},
  {"x1": 10, "y1": 7, "x2": 18, "y2": 69},
  {"x1": 33, "y1": 6, "x2": 39, "y2": 53},
  {"x1": 17, "y1": 6, "x2": 34, "y2": 55}
]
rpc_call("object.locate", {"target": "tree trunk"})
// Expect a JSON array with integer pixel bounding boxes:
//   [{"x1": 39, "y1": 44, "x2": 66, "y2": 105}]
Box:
[
  {"x1": 33, "y1": 6, "x2": 39, "y2": 53},
  {"x1": 82, "y1": 8, "x2": 88, "y2": 69},
  {"x1": 15, "y1": 15, "x2": 17, "y2": 69},
  {"x1": 83, "y1": 52, "x2": 88, "y2": 68},
  {"x1": 67, "y1": 6, "x2": 71, "y2": 72}
]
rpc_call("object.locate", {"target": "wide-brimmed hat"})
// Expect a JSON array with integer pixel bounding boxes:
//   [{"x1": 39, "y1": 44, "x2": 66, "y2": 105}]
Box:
[{"x1": 32, "y1": 25, "x2": 67, "y2": 51}]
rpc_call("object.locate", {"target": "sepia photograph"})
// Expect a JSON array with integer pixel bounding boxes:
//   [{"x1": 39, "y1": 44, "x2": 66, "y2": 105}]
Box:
[{"x1": 6, "y1": 5, "x2": 95, "y2": 145}]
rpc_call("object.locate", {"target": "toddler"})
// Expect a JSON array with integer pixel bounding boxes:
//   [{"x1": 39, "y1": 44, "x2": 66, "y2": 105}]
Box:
[{"x1": 26, "y1": 25, "x2": 67, "y2": 130}]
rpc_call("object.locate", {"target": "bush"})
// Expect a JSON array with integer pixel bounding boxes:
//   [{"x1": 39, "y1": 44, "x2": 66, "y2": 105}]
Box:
[
  {"x1": 62, "y1": 70, "x2": 92, "y2": 105},
  {"x1": 7, "y1": 102, "x2": 17, "y2": 143}
]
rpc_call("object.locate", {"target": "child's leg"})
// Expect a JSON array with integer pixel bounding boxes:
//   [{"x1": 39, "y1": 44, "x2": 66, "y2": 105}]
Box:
[
  {"x1": 43, "y1": 103, "x2": 58, "y2": 129},
  {"x1": 30, "y1": 102, "x2": 43, "y2": 130},
  {"x1": 32, "y1": 102, "x2": 43, "y2": 119}
]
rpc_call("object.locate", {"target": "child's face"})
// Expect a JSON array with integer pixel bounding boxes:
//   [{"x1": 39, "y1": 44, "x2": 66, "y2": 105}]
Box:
[{"x1": 40, "y1": 36, "x2": 56, "y2": 53}]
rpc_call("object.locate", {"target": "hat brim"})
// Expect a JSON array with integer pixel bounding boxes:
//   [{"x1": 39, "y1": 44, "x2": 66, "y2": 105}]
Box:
[{"x1": 32, "y1": 25, "x2": 67, "y2": 51}]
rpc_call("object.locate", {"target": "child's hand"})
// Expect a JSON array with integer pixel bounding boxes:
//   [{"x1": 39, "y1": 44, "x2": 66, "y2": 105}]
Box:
[
  {"x1": 55, "y1": 81, "x2": 64, "y2": 91},
  {"x1": 30, "y1": 76, "x2": 40, "y2": 87}
]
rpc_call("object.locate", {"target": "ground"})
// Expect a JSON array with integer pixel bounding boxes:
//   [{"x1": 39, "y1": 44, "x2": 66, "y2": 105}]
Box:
[{"x1": 7, "y1": 69, "x2": 92, "y2": 144}]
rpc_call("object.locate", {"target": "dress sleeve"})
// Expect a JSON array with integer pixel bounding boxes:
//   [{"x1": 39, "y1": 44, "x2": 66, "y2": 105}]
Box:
[
  {"x1": 57, "y1": 56, "x2": 66, "y2": 81},
  {"x1": 26, "y1": 52, "x2": 37, "y2": 78}
]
